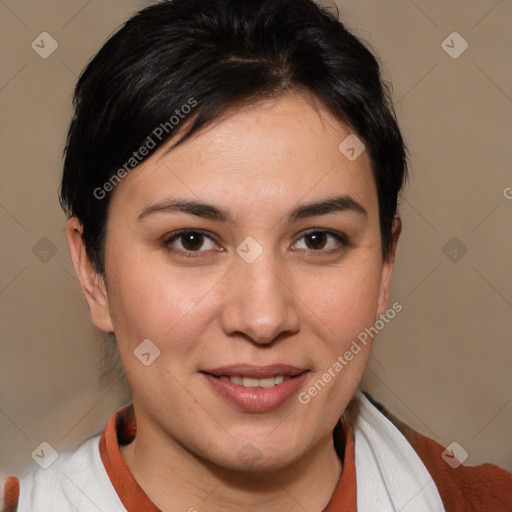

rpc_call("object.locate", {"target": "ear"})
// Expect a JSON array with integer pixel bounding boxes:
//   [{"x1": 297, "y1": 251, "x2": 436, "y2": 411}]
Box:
[
  {"x1": 65, "y1": 217, "x2": 114, "y2": 333},
  {"x1": 376, "y1": 216, "x2": 402, "y2": 318}
]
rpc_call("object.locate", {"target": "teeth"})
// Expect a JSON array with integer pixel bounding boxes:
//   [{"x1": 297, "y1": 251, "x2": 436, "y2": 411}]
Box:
[
  {"x1": 221, "y1": 375, "x2": 288, "y2": 388},
  {"x1": 259, "y1": 377, "x2": 276, "y2": 388},
  {"x1": 242, "y1": 377, "x2": 260, "y2": 388}
]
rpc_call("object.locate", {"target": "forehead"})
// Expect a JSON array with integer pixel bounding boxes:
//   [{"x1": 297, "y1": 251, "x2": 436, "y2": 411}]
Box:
[{"x1": 109, "y1": 93, "x2": 377, "y2": 219}]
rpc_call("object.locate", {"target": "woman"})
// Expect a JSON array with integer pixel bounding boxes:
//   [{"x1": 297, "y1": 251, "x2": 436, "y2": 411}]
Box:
[{"x1": 3, "y1": 0, "x2": 511, "y2": 510}]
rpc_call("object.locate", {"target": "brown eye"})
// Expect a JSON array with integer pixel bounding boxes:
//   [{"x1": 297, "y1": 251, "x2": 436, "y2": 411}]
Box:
[
  {"x1": 180, "y1": 231, "x2": 204, "y2": 251},
  {"x1": 294, "y1": 230, "x2": 349, "y2": 253},
  {"x1": 304, "y1": 232, "x2": 328, "y2": 250},
  {"x1": 164, "y1": 230, "x2": 217, "y2": 254}
]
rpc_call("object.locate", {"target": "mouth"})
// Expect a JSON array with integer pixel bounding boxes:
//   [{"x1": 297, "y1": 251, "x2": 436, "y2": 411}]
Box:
[
  {"x1": 200, "y1": 364, "x2": 309, "y2": 412},
  {"x1": 202, "y1": 364, "x2": 307, "y2": 385},
  {"x1": 210, "y1": 374, "x2": 292, "y2": 388}
]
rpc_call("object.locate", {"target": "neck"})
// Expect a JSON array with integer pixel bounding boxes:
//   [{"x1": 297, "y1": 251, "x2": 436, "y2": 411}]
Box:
[{"x1": 120, "y1": 413, "x2": 344, "y2": 512}]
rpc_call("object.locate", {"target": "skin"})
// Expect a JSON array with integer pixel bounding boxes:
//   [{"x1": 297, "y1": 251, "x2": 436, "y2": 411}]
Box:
[{"x1": 67, "y1": 92, "x2": 401, "y2": 511}]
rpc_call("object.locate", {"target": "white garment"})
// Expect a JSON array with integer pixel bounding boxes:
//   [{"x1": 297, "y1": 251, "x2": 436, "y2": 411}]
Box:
[
  {"x1": 14, "y1": 390, "x2": 445, "y2": 511},
  {"x1": 16, "y1": 434, "x2": 126, "y2": 512},
  {"x1": 344, "y1": 392, "x2": 445, "y2": 512}
]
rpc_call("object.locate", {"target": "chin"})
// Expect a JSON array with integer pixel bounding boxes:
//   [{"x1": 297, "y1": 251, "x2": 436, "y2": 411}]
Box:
[{"x1": 203, "y1": 436, "x2": 304, "y2": 473}]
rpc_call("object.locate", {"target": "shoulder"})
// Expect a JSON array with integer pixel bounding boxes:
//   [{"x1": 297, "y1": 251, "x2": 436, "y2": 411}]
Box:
[
  {"x1": 362, "y1": 391, "x2": 512, "y2": 512},
  {"x1": 2, "y1": 434, "x2": 126, "y2": 512},
  {"x1": 1, "y1": 475, "x2": 19, "y2": 512}
]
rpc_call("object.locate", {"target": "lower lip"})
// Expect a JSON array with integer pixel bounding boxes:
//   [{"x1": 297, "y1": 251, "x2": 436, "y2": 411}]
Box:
[{"x1": 202, "y1": 372, "x2": 309, "y2": 412}]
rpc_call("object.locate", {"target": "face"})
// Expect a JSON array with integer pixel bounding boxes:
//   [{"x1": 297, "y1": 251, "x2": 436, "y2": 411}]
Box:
[{"x1": 70, "y1": 92, "x2": 399, "y2": 471}]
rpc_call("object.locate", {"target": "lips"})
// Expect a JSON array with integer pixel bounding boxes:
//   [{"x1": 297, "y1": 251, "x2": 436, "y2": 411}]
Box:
[{"x1": 201, "y1": 364, "x2": 309, "y2": 412}]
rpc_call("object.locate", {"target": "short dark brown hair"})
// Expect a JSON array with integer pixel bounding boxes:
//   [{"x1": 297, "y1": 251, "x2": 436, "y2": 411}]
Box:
[{"x1": 60, "y1": 0, "x2": 408, "y2": 273}]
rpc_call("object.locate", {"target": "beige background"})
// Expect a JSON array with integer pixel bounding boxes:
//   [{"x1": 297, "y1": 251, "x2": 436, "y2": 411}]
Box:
[{"x1": 1, "y1": 0, "x2": 511, "y2": 484}]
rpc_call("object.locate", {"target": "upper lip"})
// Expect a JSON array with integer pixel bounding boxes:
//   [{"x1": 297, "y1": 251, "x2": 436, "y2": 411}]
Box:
[{"x1": 202, "y1": 364, "x2": 308, "y2": 379}]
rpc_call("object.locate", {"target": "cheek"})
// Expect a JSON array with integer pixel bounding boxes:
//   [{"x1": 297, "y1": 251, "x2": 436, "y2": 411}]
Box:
[
  {"x1": 296, "y1": 257, "x2": 382, "y2": 412},
  {"x1": 303, "y1": 254, "x2": 383, "y2": 348},
  {"x1": 105, "y1": 255, "x2": 215, "y2": 350}
]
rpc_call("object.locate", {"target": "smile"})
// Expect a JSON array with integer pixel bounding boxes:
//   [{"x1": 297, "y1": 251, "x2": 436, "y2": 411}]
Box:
[{"x1": 201, "y1": 367, "x2": 309, "y2": 412}]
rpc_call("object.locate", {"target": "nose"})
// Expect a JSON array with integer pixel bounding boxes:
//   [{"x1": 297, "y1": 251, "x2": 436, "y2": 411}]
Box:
[{"x1": 220, "y1": 252, "x2": 300, "y2": 345}]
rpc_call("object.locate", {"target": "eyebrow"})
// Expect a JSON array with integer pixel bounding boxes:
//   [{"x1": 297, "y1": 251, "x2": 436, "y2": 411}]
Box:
[{"x1": 137, "y1": 195, "x2": 368, "y2": 223}]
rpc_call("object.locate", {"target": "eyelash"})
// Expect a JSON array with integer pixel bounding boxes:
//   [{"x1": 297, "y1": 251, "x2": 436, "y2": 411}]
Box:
[{"x1": 163, "y1": 229, "x2": 350, "y2": 258}]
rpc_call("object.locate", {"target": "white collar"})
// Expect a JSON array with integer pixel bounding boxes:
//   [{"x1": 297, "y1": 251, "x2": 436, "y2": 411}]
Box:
[{"x1": 343, "y1": 391, "x2": 446, "y2": 512}]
